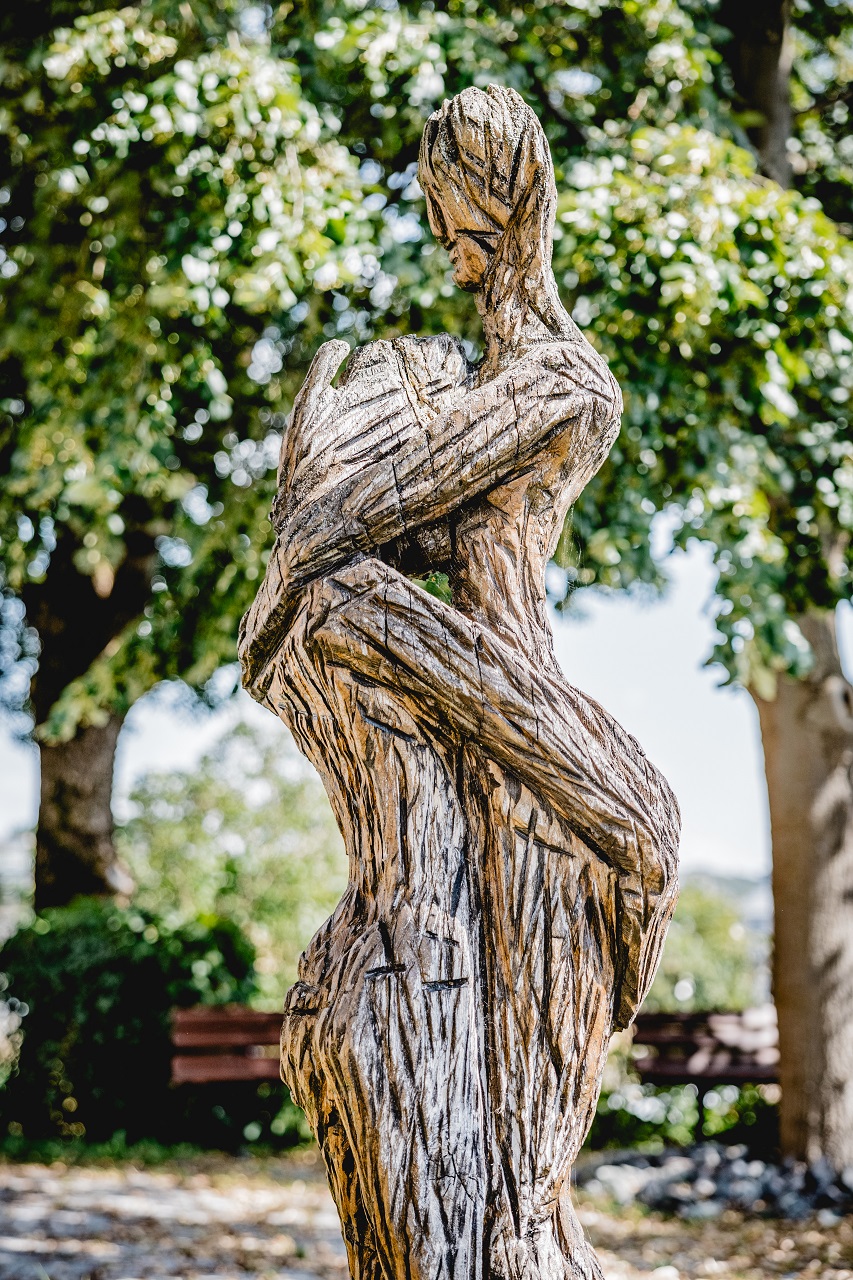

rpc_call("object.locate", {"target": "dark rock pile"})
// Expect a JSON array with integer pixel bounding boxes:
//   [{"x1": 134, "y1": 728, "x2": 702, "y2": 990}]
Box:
[{"x1": 575, "y1": 1144, "x2": 853, "y2": 1221}]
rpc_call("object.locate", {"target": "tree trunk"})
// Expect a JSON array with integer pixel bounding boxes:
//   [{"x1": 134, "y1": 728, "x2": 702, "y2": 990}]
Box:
[
  {"x1": 23, "y1": 524, "x2": 154, "y2": 908},
  {"x1": 719, "y1": 0, "x2": 853, "y2": 1168},
  {"x1": 719, "y1": 0, "x2": 793, "y2": 187},
  {"x1": 35, "y1": 714, "x2": 133, "y2": 911},
  {"x1": 752, "y1": 610, "x2": 853, "y2": 1167}
]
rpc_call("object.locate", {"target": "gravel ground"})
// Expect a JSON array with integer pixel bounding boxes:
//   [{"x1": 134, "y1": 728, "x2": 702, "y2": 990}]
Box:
[
  {"x1": 577, "y1": 1144, "x2": 853, "y2": 1221},
  {"x1": 0, "y1": 1153, "x2": 850, "y2": 1280}
]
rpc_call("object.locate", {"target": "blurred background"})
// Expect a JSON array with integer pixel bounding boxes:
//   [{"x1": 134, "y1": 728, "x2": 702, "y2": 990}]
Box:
[{"x1": 0, "y1": 0, "x2": 851, "y2": 1175}]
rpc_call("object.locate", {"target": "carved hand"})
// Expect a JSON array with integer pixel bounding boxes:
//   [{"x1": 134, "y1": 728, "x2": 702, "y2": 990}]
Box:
[
  {"x1": 279, "y1": 341, "x2": 620, "y2": 588},
  {"x1": 242, "y1": 338, "x2": 621, "y2": 699}
]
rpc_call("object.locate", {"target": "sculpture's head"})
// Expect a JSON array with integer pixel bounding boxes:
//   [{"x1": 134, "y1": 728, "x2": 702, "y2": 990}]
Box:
[{"x1": 418, "y1": 85, "x2": 557, "y2": 295}]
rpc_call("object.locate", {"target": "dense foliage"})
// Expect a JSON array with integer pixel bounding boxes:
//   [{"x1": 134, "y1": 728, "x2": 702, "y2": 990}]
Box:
[
  {"x1": 761, "y1": 1, "x2": 853, "y2": 227},
  {"x1": 588, "y1": 1080, "x2": 779, "y2": 1152},
  {"x1": 0, "y1": 899, "x2": 303, "y2": 1147},
  {"x1": 0, "y1": 721, "x2": 771, "y2": 1151},
  {"x1": 3, "y1": 0, "x2": 851, "y2": 736},
  {"x1": 643, "y1": 879, "x2": 763, "y2": 1013},
  {"x1": 118, "y1": 718, "x2": 347, "y2": 1000},
  {"x1": 278, "y1": 0, "x2": 853, "y2": 690},
  {"x1": 558, "y1": 129, "x2": 853, "y2": 687},
  {"x1": 0, "y1": 2, "x2": 378, "y2": 738}
]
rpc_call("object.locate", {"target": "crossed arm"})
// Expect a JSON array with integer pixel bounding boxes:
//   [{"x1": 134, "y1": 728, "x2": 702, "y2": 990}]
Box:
[
  {"x1": 304, "y1": 559, "x2": 680, "y2": 1029},
  {"x1": 241, "y1": 336, "x2": 621, "y2": 685},
  {"x1": 239, "y1": 336, "x2": 673, "y2": 1022}
]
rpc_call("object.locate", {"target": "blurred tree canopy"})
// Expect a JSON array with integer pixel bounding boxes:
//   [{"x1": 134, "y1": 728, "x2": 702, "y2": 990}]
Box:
[
  {"x1": 117, "y1": 719, "x2": 346, "y2": 1001},
  {"x1": 0, "y1": 1, "x2": 377, "y2": 740},
  {"x1": 643, "y1": 879, "x2": 763, "y2": 1013},
  {"x1": 276, "y1": 0, "x2": 853, "y2": 687},
  {"x1": 2, "y1": 0, "x2": 853, "y2": 1164},
  {"x1": 2, "y1": 0, "x2": 849, "y2": 743},
  {"x1": 2, "y1": 0, "x2": 851, "y2": 882}
]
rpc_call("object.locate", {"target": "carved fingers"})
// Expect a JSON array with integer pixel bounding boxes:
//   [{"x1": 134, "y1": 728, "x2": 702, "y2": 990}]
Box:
[
  {"x1": 273, "y1": 339, "x2": 350, "y2": 526},
  {"x1": 283, "y1": 339, "x2": 349, "y2": 463}
]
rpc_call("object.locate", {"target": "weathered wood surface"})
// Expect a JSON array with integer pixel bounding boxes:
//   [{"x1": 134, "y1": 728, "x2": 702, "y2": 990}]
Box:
[{"x1": 240, "y1": 85, "x2": 680, "y2": 1280}]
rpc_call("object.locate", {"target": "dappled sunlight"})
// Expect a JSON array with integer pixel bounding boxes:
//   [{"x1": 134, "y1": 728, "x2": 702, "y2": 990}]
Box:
[{"x1": 1, "y1": 1157, "x2": 852, "y2": 1279}]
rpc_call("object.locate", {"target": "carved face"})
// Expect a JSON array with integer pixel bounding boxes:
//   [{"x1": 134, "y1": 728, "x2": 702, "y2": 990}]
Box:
[
  {"x1": 419, "y1": 85, "x2": 555, "y2": 297},
  {"x1": 422, "y1": 187, "x2": 497, "y2": 292}
]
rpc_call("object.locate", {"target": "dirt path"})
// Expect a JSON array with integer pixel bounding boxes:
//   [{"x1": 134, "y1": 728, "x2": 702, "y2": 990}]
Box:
[{"x1": 0, "y1": 1155, "x2": 850, "y2": 1279}]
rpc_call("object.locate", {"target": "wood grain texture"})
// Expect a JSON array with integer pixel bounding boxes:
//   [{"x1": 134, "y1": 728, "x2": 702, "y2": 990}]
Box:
[{"x1": 240, "y1": 85, "x2": 680, "y2": 1279}]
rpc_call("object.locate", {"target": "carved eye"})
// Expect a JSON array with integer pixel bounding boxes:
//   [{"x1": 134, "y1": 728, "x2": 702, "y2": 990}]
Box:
[{"x1": 457, "y1": 229, "x2": 500, "y2": 256}]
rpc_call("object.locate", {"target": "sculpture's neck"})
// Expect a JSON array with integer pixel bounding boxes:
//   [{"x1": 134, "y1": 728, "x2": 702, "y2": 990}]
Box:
[
  {"x1": 474, "y1": 259, "x2": 578, "y2": 380},
  {"x1": 476, "y1": 289, "x2": 548, "y2": 372}
]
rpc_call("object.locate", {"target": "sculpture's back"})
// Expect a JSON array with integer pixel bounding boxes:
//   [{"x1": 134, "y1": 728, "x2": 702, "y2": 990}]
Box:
[{"x1": 240, "y1": 84, "x2": 680, "y2": 1280}]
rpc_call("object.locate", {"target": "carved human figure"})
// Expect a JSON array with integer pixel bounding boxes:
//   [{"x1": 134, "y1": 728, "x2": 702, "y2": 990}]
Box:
[{"x1": 240, "y1": 86, "x2": 680, "y2": 1280}]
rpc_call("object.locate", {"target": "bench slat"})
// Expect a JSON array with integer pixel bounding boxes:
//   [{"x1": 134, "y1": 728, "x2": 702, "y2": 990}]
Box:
[
  {"x1": 170, "y1": 1008, "x2": 284, "y2": 1084},
  {"x1": 172, "y1": 1054, "x2": 283, "y2": 1084},
  {"x1": 173, "y1": 1026, "x2": 281, "y2": 1049},
  {"x1": 168, "y1": 1006, "x2": 780, "y2": 1088},
  {"x1": 172, "y1": 1008, "x2": 281, "y2": 1029},
  {"x1": 634, "y1": 1058, "x2": 778, "y2": 1085},
  {"x1": 632, "y1": 1006, "x2": 779, "y2": 1088}
]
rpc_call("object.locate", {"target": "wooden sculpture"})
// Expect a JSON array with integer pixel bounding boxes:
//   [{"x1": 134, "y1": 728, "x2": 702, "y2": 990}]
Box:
[{"x1": 240, "y1": 85, "x2": 680, "y2": 1280}]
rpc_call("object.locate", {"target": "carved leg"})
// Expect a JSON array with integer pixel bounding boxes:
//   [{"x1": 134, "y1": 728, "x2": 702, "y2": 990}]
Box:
[
  {"x1": 281, "y1": 994, "x2": 381, "y2": 1278},
  {"x1": 319, "y1": 1097, "x2": 383, "y2": 1278},
  {"x1": 464, "y1": 756, "x2": 614, "y2": 1279},
  {"x1": 259, "y1": 563, "x2": 677, "y2": 1280},
  {"x1": 283, "y1": 914, "x2": 488, "y2": 1280}
]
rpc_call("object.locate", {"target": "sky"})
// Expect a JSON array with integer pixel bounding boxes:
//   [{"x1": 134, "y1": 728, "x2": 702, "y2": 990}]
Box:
[{"x1": 1, "y1": 539, "x2": 850, "y2": 880}]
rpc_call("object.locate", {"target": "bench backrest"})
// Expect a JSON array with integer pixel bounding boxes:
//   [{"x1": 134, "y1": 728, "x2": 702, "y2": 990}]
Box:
[
  {"x1": 171, "y1": 1005, "x2": 283, "y2": 1084},
  {"x1": 631, "y1": 1006, "x2": 779, "y2": 1086},
  {"x1": 169, "y1": 1004, "x2": 780, "y2": 1087}
]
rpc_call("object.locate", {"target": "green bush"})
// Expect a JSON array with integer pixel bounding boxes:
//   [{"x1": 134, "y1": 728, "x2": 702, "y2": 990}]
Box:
[
  {"x1": 117, "y1": 721, "x2": 347, "y2": 1003},
  {"x1": 584, "y1": 876, "x2": 776, "y2": 1154},
  {"x1": 643, "y1": 880, "x2": 767, "y2": 1014},
  {"x1": 0, "y1": 899, "x2": 305, "y2": 1149},
  {"x1": 587, "y1": 1082, "x2": 780, "y2": 1154}
]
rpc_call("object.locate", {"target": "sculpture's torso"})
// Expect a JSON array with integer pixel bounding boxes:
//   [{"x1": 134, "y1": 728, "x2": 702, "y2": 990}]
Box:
[{"x1": 267, "y1": 333, "x2": 624, "y2": 1279}]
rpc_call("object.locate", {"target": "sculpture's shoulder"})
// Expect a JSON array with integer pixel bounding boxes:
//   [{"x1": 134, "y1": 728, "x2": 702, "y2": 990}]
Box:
[
  {"x1": 391, "y1": 332, "x2": 472, "y2": 386},
  {"x1": 338, "y1": 332, "x2": 472, "y2": 415},
  {"x1": 534, "y1": 334, "x2": 622, "y2": 420}
]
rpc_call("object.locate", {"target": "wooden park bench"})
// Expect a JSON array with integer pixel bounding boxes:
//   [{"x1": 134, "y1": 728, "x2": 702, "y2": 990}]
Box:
[
  {"x1": 170, "y1": 1005, "x2": 283, "y2": 1084},
  {"x1": 631, "y1": 1005, "x2": 779, "y2": 1134},
  {"x1": 631, "y1": 1006, "x2": 779, "y2": 1088},
  {"x1": 170, "y1": 1004, "x2": 780, "y2": 1095}
]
